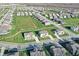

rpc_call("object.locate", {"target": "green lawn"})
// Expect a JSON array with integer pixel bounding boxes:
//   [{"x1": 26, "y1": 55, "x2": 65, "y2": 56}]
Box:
[
  {"x1": 13, "y1": 16, "x2": 37, "y2": 30},
  {"x1": 62, "y1": 18, "x2": 79, "y2": 34},
  {"x1": 0, "y1": 16, "x2": 38, "y2": 43},
  {"x1": 0, "y1": 15, "x2": 56, "y2": 43},
  {"x1": 62, "y1": 18, "x2": 79, "y2": 26}
]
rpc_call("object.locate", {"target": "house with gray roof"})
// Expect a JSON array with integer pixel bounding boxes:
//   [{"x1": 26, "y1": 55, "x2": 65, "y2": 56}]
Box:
[
  {"x1": 60, "y1": 40, "x2": 79, "y2": 55},
  {"x1": 27, "y1": 44, "x2": 46, "y2": 56}
]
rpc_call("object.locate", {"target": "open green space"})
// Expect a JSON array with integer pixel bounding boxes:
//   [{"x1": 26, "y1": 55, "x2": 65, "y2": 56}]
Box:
[
  {"x1": 62, "y1": 18, "x2": 79, "y2": 34},
  {"x1": 0, "y1": 15, "x2": 56, "y2": 43},
  {"x1": 0, "y1": 16, "x2": 38, "y2": 43},
  {"x1": 62, "y1": 18, "x2": 79, "y2": 26}
]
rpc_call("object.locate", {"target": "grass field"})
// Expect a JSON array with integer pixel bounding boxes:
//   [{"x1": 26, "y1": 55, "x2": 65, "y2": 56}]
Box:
[
  {"x1": 13, "y1": 16, "x2": 37, "y2": 30},
  {"x1": 0, "y1": 16, "x2": 38, "y2": 43},
  {"x1": 62, "y1": 18, "x2": 79, "y2": 26},
  {"x1": 62, "y1": 18, "x2": 79, "y2": 34},
  {"x1": 0, "y1": 15, "x2": 56, "y2": 43}
]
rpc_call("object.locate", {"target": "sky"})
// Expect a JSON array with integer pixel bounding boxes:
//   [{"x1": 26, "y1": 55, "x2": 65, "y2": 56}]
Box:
[{"x1": 0, "y1": 0, "x2": 79, "y2": 3}]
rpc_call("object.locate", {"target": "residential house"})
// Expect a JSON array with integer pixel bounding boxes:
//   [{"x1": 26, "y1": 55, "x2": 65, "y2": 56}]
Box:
[
  {"x1": 50, "y1": 45, "x2": 65, "y2": 56},
  {"x1": 60, "y1": 40, "x2": 79, "y2": 55},
  {"x1": 17, "y1": 12, "x2": 20, "y2": 16},
  {"x1": 24, "y1": 32, "x2": 35, "y2": 40},
  {"x1": 25, "y1": 12, "x2": 28, "y2": 16},
  {"x1": 71, "y1": 26, "x2": 79, "y2": 32},
  {"x1": 27, "y1": 44, "x2": 46, "y2": 56},
  {"x1": 38, "y1": 30, "x2": 49, "y2": 38},
  {"x1": 55, "y1": 29, "x2": 65, "y2": 36}
]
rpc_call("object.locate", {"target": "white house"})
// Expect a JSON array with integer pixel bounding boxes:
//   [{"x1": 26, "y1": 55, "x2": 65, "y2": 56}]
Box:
[
  {"x1": 21, "y1": 12, "x2": 24, "y2": 16},
  {"x1": 63, "y1": 15, "x2": 67, "y2": 18},
  {"x1": 56, "y1": 13, "x2": 60, "y2": 17},
  {"x1": 17, "y1": 12, "x2": 20, "y2": 16},
  {"x1": 71, "y1": 26, "x2": 79, "y2": 32},
  {"x1": 45, "y1": 14, "x2": 49, "y2": 18},
  {"x1": 44, "y1": 21, "x2": 52, "y2": 25},
  {"x1": 24, "y1": 32, "x2": 35, "y2": 40},
  {"x1": 25, "y1": 12, "x2": 28, "y2": 16},
  {"x1": 42, "y1": 19, "x2": 52, "y2": 26},
  {"x1": 38, "y1": 30, "x2": 49, "y2": 38},
  {"x1": 55, "y1": 29, "x2": 65, "y2": 36},
  {"x1": 49, "y1": 14, "x2": 53, "y2": 19},
  {"x1": 29, "y1": 12, "x2": 32, "y2": 16},
  {"x1": 67, "y1": 14, "x2": 71, "y2": 18}
]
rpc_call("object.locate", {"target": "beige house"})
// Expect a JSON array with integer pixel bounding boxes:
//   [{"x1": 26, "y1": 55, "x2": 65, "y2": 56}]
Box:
[
  {"x1": 24, "y1": 32, "x2": 35, "y2": 40},
  {"x1": 38, "y1": 30, "x2": 49, "y2": 38}
]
